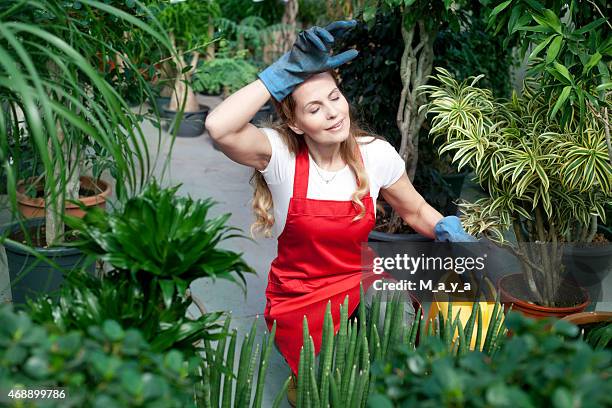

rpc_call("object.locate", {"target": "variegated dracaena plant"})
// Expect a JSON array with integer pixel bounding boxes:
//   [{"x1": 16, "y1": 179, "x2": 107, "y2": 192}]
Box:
[{"x1": 418, "y1": 67, "x2": 612, "y2": 307}]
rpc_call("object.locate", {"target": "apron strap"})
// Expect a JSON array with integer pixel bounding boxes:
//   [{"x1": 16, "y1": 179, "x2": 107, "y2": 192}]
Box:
[
  {"x1": 292, "y1": 140, "x2": 371, "y2": 199},
  {"x1": 293, "y1": 141, "x2": 310, "y2": 198}
]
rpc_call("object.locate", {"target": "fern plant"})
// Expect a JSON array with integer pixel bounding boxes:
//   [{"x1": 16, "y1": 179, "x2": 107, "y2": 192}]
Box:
[{"x1": 419, "y1": 67, "x2": 612, "y2": 307}]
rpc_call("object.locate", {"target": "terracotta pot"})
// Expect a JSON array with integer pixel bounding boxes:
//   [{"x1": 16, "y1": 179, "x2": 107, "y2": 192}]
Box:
[
  {"x1": 562, "y1": 311, "x2": 612, "y2": 326},
  {"x1": 16, "y1": 176, "x2": 111, "y2": 219},
  {"x1": 499, "y1": 273, "x2": 589, "y2": 319}
]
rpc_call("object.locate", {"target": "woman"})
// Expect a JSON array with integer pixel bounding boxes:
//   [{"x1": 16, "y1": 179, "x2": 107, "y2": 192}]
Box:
[{"x1": 205, "y1": 20, "x2": 473, "y2": 394}]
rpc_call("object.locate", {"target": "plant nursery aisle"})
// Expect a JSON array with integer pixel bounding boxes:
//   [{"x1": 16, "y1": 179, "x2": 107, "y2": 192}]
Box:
[{"x1": 140, "y1": 95, "x2": 291, "y2": 407}]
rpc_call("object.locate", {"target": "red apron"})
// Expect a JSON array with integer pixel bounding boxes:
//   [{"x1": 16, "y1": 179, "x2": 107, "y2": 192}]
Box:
[{"x1": 264, "y1": 141, "x2": 378, "y2": 374}]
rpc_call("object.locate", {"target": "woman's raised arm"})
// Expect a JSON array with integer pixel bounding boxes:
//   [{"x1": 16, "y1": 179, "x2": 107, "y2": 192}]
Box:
[
  {"x1": 205, "y1": 20, "x2": 358, "y2": 171},
  {"x1": 204, "y1": 79, "x2": 272, "y2": 171}
]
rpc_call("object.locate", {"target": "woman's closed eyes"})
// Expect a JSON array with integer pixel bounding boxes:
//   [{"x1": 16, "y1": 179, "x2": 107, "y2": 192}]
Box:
[{"x1": 309, "y1": 96, "x2": 341, "y2": 114}]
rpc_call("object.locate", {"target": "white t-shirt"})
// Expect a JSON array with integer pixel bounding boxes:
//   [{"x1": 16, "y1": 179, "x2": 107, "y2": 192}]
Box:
[{"x1": 258, "y1": 127, "x2": 406, "y2": 238}]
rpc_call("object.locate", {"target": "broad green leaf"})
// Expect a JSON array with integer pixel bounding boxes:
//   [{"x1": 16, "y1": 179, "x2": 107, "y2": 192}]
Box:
[
  {"x1": 574, "y1": 18, "x2": 607, "y2": 35},
  {"x1": 542, "y1": 9, "x2": 562, "y2": 34},
  {"x1": 550, "y1": 86, "x2": 572, "y2": 120},
  {"x1": 491, "y1": 0, "x2": 512, "y2": 17},
  {"x1": 546, "y1": 35, "x2": 563, "y2": 63},
  {"x1": 583, "y1": 52, "x2": 602, "y2": 75},
  {"x1": 553, "y1": 62, "x2": 573, "y2": 83},
  {"x1": 159, "y1": 280, "x2": 176, "y2": 310},
  {"x1": 528, "y1": 35, "x2": 556, "y2": 61}
]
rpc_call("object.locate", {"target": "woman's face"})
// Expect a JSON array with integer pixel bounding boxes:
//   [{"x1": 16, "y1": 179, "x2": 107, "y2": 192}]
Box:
[{"x1": 288, "y1": 72, "x2": 350, "y2": 145}]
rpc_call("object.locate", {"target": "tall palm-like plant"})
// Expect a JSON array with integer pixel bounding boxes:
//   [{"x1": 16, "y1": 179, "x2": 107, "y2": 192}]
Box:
[
  {"x1": 0, "y1": 0, "x2": 172, "y2": 246},
  {"x1": 419, "y1": 68, "x2": 611, "y2": 306}
]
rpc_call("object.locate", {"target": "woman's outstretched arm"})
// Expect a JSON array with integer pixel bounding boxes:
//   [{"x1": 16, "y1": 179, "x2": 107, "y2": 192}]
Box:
[
  {"x1": 204, "y1": 79, "x2": 272, "y2": 171},
  {"x1": 380, "y1": 173, "x2": 443, "y2": 239},
  {"x1": 382, "y1": 173, "x2": 477, "y2": 242}
]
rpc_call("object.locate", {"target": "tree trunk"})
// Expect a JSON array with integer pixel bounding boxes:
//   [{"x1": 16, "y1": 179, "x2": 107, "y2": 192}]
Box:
[
  {"x1": 206, "y1": 16, "x2": 215, "y2": 60},
  {"x1": 45, "y1": 123, "x2": 64, "y2": 247},
  {"x1": 168, "y1": 35, "x2": 200, "y2": 113},
  {"x1": 397, "y1": 19, "x2": 436, "y2": 182},
  {"x1": 264, "y1": 0, "x2": 299, "y2": 63},
  {"x1": 385, "y1": 19, "x2": 437, "y2": 234},
  {"x1": 280, "y1": 0, "x2": 299, "y2": 53}
]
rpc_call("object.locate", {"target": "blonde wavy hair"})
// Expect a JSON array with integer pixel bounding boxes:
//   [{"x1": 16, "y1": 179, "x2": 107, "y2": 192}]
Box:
[{"x1": 250, "y1": 72, "x2": 382, "y2": 237}]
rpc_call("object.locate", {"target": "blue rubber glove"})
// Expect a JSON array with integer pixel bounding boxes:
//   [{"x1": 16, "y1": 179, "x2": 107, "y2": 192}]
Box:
[
  {"x1": 258, "y1": 20, "x2": 359, "y2": 101},
  {"x1": 434, "y1": 216, "x2": 478, "y2": 242}
]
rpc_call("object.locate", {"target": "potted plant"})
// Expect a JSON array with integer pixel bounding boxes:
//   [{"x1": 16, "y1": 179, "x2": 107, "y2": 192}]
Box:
[
  {"x1": 420, "y1": 1, "x2": 612, "y2": 317},
  {"x1": 28, "y1": 181, "x2": 255, "y2": 348},
  {"x1": 563, "y1": 311, "x2": 612, "y2": 350},
  {"x1": 1, "y1": 303, "x2": 277, "y2": 407},
  {"x1": 0, "y1": 0, "x2": 170, "y2": 302},
  {"x1": 0, "y1": 305, "x2": 204, "y2": 406},
  {"x1": 420, "y1": 67, "x2": 611, "y2": 317},
  {"x1": 368, "y1": 312, "x2": 612, "y2": 407},
  {"x1": 152, "y1": 0, "x2": 220, "y2": 137},
  {"x1": 337, "y1": 3, "x2": 514, "y2": 240},
  {"x1": 191, "y1": 46, "x2": 259, "y2": 98}
]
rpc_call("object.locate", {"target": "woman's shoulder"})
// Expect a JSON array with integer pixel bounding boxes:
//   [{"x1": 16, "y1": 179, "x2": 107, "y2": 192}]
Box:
[
  {"x1": 260, "y1": 127, "x2": 291, "y2": 152},
  {"x1": 357, "y1": 135, "x2": 397, "y2": 156},
  {"x1": 260, "y1": 126, "x2": 282, "y2": 140}
]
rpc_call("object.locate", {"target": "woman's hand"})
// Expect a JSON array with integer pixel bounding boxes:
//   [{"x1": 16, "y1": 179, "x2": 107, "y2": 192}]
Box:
[{"x1": 259, "y1": 20, "x2": 359, "y2": 101}]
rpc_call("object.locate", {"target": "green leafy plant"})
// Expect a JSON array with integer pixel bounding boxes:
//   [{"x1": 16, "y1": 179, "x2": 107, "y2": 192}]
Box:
[
  {"x1": 584, "y1": 321, "x2": 612, "y2": 350},
  {"x1": 64, "y1": 181, "x2": 254, "y2": 290},
  {"x1": 219, "y1": 0, "x2": 286, "y2": 26},
  {"x1": 192, "y1": 51, "x2": 259, "y2": 96},
  {"x1": 368, "y1": 312, "x2": 612, "y2": 407},
  {"x1": 200, "y1": 316, "x2": 277, "y2": 408},
  {"x1": 3, "y1": 303, "x2": 279, "y2": 408},
  {"x1": 0, "y1": 0, "x2": 170, "y2": 246},
  {"x1": 0, "y1": 305, "x2": 202, "y2": 408},
  {"x1": 433, "y1": 3, "x2": 516, "y2": 99},
  {"x1": 27, "y1": 270, "x2": 225, "y2": 355},
  {"x1": 420, "y1": 68, "x2": 612, "y2": 306},
  {"x1": 486, "y1": 1, "x2": 611, "y2": 130},
  {"x1": 150, "y1": 0, "x2": 220, "y2": 112},
  {"x1": 27, "y1": 182, "x2": 254, "y2": 354},
  {"x1": 214, "y1": 16, "x2": 268, "y2": 55}
]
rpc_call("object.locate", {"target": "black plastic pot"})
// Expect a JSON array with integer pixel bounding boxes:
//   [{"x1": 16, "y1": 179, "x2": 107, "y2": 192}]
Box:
[
  {"x1": 368, "y1": 230, "x2": 433, "y2": 242},
  {"x1": 149, "y1": 96, "x2": 172, "y2": 118},
  {"x1": 563, "y1": 225, "x2": 612, "y2": 308},
  {"x1": 163, "y1": 104, "x2": 210, "y2": 137},
  {"x1": 441, "y1": 171, "x2": 469, "y2": 198},
  {"x1": 1, "y1": 218, "x2": 94, "y2": 304}
]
